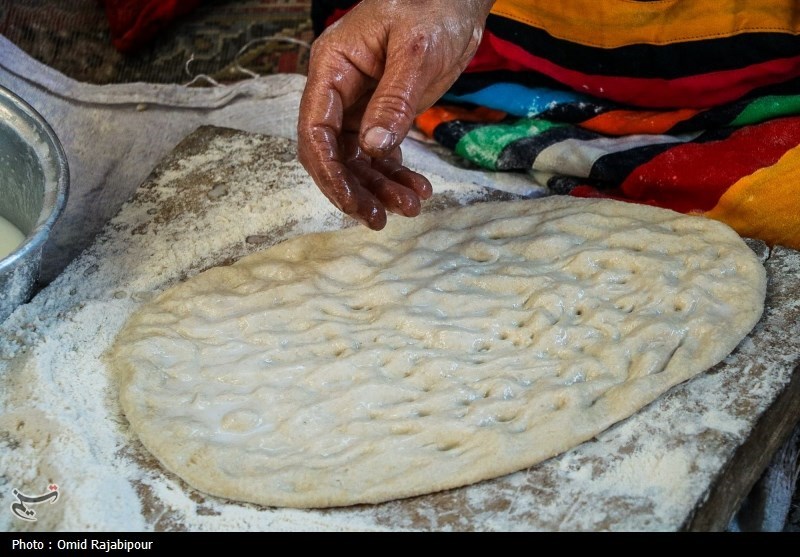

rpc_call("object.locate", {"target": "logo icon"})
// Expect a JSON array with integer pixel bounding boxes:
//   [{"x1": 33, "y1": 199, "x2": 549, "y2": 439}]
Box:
[{"x1": 10, "y1": 484, "x2": 60, "y2": 522}]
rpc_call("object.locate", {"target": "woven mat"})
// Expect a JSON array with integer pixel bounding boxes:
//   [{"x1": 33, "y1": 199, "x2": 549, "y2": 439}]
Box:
[{"x1": 0, "y1": 0, "x2": 312, "y2": 85}]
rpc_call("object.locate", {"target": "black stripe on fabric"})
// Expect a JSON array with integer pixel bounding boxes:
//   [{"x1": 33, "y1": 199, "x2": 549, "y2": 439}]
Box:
[
  {"x1": 587, "y1": 127, "x2": 738, "y2": 185},
  {"x1": 486, "y1": 13, "x2": 800, "y2": 80},
  {"x1": 669, "y1": 75, "x2": 800, "y2": 133},
  {"x1": 688, "y1": 126, "x2": 739, "y2": 143},
  {"x1": 669, "y1": 100, "x2": 754, "y2": 134},
  {"x1": 588, "y1": 142, "x2": 682, "y2": 184},
  {"x1": 749, "y1": 73, "x2": 800, "y2": 96},
  {"x1": 450, "y1": 70, "x2": 586, "y2": 98},
  {"x1": 432, "y1": 120, "x2": 487, "y2": 150},
  {"x1": 546, "y1": 175, "x2": 610, "y2": 194},
  {"x1": 496, "y1": 126, "x2": 601, "y2": 170},
  {"x1": 448, "y1": 71, "x2": 622, "y2": 120},
  {"x1": 537, "y1": 102, "x2": 611, "y2": 124}
]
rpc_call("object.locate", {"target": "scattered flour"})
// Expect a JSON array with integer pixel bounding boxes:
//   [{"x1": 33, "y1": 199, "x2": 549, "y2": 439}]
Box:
[{"x1": 1, "y1": 129, "x2": 797, "y2": 531}]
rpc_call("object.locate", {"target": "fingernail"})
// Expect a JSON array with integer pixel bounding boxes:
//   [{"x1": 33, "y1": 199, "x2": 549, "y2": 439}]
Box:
[{"x1": 364, "y1": 127, "x2": 395, "y2": 151}]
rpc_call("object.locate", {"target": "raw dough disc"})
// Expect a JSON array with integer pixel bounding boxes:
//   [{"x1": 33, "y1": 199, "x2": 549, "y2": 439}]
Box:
[{"x1": 110, "y1": 197, "x2": 766, "y2": 508}]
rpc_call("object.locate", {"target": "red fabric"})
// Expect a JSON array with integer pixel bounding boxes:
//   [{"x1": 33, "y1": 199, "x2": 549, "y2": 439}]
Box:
[
  {"x1": 466, "y1": 30, "x2": 800, "y2": 109},
  {"x1": 571, "y1": 116, "x2": 800, "y2": 214},
  {"x1": 618, "y1": 116, "x2": 800, "y2": 212},
  {"x1": 100, "y1": 0, "x2": 201, "y2": 53}
]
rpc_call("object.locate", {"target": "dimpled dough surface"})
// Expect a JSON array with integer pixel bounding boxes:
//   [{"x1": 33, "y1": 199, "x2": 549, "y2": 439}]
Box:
[{"x1": 111, "y1": 197, "x2": 766, "y2": 508}]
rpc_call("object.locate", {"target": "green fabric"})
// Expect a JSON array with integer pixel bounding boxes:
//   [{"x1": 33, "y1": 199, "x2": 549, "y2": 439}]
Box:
[
  {"x1": 455, "y1": 119, "x2": 565, "y2": 170},
  {"x1": 731, "y1": 95, "x2": 800, "y2": 126}
]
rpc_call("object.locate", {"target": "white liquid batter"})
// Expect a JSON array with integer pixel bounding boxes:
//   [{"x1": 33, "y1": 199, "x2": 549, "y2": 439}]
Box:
[{"x1": 0, "y1": 215, "x2": 25, "y2": 259}]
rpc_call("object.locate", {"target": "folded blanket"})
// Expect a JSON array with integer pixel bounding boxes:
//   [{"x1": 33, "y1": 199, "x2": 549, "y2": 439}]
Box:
[
  {"x1": 319, "y1": 0, "x2": 800, "y2": 249},
  {"x1": 416, "y1": 85, "x2": 800, "y2": 250}
]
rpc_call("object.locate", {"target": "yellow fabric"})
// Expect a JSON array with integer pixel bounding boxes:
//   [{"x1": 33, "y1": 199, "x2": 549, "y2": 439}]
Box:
[
  {"x1": 490, "y1": 0, "x2": 800, "y2": 47},
  {"x1": 705, "y1": 145, "x2": 800, "y2": 249}
]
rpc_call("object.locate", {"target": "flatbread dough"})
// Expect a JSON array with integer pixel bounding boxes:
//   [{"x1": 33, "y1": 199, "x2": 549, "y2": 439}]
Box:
[{"x1": 110, "y1": 197, "x2": 766, "y2": 508}]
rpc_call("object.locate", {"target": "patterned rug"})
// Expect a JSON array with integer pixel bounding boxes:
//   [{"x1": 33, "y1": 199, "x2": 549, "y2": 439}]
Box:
[{"x1": 0, "y1": 0, "x2": 312, "y2": 85}]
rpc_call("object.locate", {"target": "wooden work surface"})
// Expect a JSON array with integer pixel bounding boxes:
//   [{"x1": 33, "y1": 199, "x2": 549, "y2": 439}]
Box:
[{"x1": 1, "y1": 126, "x2": 798, "y2": 531}]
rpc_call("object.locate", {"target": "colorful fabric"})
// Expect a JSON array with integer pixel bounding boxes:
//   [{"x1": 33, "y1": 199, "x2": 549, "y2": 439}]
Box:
[{"x1": 314, "y1": 1, "x2": 800, "y2": 249}]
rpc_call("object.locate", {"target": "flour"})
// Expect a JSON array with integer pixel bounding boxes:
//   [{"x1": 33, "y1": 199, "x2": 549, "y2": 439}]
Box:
[
  {"x1": 1, "y1": 128, "x2": 797, "y2": 531},
  {"x1": 0, "y1": 129, "x2": 492, "y2": 531}
]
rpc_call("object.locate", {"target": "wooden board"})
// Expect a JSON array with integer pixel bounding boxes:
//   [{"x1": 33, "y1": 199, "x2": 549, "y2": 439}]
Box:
[{"x1": 1, "y1": 126, "x2": 798, "y2": 531}]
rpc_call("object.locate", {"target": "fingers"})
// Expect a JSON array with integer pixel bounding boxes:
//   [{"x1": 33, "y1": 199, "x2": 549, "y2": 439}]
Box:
[
  {"x1": 297, "y1": 40, "x2": 389, "y2": 228},
  {"x1": 347, "y1": 163, "x2": 421, "y2": 218},
  {"x1": 371, "y1": 155, "x2": 433, "y2": 202},
  {"x1": 356, "y1": 2, "x2": 493, "y2": 159},
  {"x1": 343, "y1": 136, "x2": 430, "y2": 218},
  {"x1": 297, "y1": 122, "x2": 427, "y2": 229},
  {"x1": 309, "y1": 153, "x2": 388, "y2": 230},
  {"x1": 297, "y1": 3, "x2": 446, "y2": 228},
  {"x1": 358, "y1": 30, "x2": 436, "y2": 158}
]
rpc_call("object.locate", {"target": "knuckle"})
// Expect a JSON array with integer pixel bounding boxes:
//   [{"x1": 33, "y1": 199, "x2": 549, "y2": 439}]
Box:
[
  {"x1": 307, "y1": 39, "x2": 328, "y2": 68},
  {"x1": 373, "y1": 89, "x2": 416, "y2": 122},
  {"x1": 405, "y1": 31, "x2": 434, "y2": 57}
]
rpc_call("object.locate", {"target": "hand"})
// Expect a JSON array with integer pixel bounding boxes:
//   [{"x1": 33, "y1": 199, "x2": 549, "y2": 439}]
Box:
[{"x1": 297, "y1": 0, "x2": 495, "y2": 229}]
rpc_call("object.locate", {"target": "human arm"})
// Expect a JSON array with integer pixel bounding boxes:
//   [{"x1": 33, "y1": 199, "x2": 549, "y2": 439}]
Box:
[{"x1": 297, "y1": 0, "x2": 496, "y2": 229}]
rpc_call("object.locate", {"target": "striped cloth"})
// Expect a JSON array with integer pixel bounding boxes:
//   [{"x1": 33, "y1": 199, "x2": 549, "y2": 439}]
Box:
[{"x1": 315, "y1": 0, "x2": 800, "y2": 249}]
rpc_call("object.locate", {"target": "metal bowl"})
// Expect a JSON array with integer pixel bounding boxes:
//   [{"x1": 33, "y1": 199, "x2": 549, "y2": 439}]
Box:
[{"x1": 0, "y1": 84, "x2": 69, "y2": 323}]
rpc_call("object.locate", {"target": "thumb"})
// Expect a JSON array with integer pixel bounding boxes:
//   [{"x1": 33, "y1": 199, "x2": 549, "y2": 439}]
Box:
[{"x1": 359, "y1": 33, "x2": 437, "y2": 157}]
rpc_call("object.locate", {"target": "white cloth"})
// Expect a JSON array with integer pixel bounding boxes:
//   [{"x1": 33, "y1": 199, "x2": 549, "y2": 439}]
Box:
[{"x1": 1, "y1": 35, "x2": 306, "y2": 281}]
